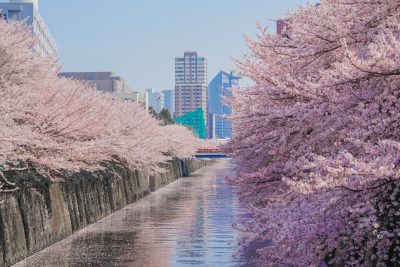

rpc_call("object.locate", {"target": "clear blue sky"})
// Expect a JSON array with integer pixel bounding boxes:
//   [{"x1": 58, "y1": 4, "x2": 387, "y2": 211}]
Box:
[{"x1": 37, "y1": 0, "x2": 310, "y2": 91}]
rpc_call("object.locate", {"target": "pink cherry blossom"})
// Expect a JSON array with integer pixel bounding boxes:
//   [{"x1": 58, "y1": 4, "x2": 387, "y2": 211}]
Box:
[
  {"x1": 0, "y1": 19, "x2": 204, "y2": 191},
  {"x1": 228, "y1": 0, "x2": 400, "y2": 266}
]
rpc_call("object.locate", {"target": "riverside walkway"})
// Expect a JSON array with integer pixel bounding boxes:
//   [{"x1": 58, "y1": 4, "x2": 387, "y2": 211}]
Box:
[{"x1": 13, "y1": 159, "x2": 254, "y2": 267}]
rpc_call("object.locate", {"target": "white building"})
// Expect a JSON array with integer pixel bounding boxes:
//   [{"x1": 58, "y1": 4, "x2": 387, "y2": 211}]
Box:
[
  {"x1": 0, "y1": 0, "x2": 58, "y2": 56},
  {"x1": 133, "y1": 91, "x2": 149, "y2": 110}
]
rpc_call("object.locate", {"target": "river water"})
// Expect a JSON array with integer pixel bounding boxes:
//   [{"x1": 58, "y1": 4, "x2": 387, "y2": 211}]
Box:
[{"x1": 13, "y1": 159, "x2": 255, "y2": 267}]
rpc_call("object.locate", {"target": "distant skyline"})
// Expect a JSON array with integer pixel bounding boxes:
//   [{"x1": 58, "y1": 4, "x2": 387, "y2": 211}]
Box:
[{"x1": 30, "y1": 0, "x2": 311, "y2": 91}]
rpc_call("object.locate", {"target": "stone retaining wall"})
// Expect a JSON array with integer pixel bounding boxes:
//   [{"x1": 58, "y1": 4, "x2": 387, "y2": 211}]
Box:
[{"x1": 0, "y1": 158, "x2": 211, "y2": 267}]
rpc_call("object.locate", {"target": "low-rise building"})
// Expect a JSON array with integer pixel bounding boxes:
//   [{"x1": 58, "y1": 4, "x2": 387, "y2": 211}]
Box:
[
  {"x1": 59, "y1": 71, "x2": 152, "y2": 110},
  {"x1": 59, "y1": 71, "x2": 134, "y2": 96},
  {"x1": 277, "y1": 19, "x2": 289, "y2": 35}
]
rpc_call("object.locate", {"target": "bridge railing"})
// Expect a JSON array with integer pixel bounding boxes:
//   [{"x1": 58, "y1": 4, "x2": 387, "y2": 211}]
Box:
[{"x1": 196, "y1": 148, "x2": 223, "y2": 153}]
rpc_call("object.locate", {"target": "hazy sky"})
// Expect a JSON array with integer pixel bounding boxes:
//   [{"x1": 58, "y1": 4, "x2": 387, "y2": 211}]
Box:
[{"x1": 35, "y1": 0, "x2": 310, "y2": 91}]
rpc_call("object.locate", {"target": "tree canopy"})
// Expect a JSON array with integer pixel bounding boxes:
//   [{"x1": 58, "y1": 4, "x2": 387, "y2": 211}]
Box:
[
  {"x1": 0, "y1": 19, "x2": 204, "y2": 192},
  {"x1": 228, "y1": 0, "x2": 400, "y2": 266}
]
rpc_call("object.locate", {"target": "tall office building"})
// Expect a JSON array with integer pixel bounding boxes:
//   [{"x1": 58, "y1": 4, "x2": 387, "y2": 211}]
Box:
[
  {"x1": 175, "y1": 51, "x2": 208, "y2": 125},
  {"x1": 0, "y1": 0, "x2": 57, "y2": 56},
  {"x1": 162, "y1": 89, "x2": 175, "y2": 116},
  {"x1": 208, "y1": 71, "x2": 240, "y2": 139}
]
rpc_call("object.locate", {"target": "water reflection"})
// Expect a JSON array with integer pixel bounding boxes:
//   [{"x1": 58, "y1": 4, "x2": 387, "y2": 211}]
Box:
[{"x1": 13, "y1": 159, "x2": 253, "y2": 267}]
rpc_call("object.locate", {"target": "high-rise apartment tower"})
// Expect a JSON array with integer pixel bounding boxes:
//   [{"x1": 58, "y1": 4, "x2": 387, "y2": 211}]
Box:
[{"x1": 175, "y1": 51, "x2": 208, "y2": 125}]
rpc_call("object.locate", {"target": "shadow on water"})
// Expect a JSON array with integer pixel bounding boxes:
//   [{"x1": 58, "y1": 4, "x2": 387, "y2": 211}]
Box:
[{"x1": 13, "y1": 159, "x2": 258, "y2": 267}]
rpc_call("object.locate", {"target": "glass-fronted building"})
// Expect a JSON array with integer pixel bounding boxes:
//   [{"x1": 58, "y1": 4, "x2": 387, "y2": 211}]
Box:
[
  {"x1": 208, "y1": 71, "x2": 240, "y2": 139},
  {"x1": 162, "y1": 89, "x2": 175, "y2": 116}
]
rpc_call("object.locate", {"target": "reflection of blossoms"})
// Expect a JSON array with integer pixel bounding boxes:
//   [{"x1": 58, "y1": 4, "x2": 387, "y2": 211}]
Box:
[
  {"x1": 0, "y1": 19, "x2": 204, "y2": 190},
  {"x1": 227, "y1": 0, "x2": 400, "y2": 266}
]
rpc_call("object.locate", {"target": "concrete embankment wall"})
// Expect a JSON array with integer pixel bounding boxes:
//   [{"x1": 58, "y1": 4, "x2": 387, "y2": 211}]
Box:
[{"x1": 0, "y1": 158, "x2": 210, "y2": 267}]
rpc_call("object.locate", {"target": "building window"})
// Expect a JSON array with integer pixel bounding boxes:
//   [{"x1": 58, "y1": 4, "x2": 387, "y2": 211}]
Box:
[{"x1": 8, "y1": 10, "x2": 20, "y2": 19}]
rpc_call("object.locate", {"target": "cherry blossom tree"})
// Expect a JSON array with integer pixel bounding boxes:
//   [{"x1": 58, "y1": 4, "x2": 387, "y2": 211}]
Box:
[
  {"x1": 228, "y1": 0, "x2": 400, "y2": 266},
  {"x1": 0, "y1": 19, "x2": 203, "y2": 191}
]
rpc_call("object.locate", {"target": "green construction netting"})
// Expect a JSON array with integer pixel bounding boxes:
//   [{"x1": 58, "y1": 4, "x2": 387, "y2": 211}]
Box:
[{"x1": 174, "y1": 108, "x2": 206, "y2": 139}]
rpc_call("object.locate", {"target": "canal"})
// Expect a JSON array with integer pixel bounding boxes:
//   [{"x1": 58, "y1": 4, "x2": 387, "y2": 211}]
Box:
[{"x1": 13, "y1": 159, "x2": 254, "y2": 267}]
